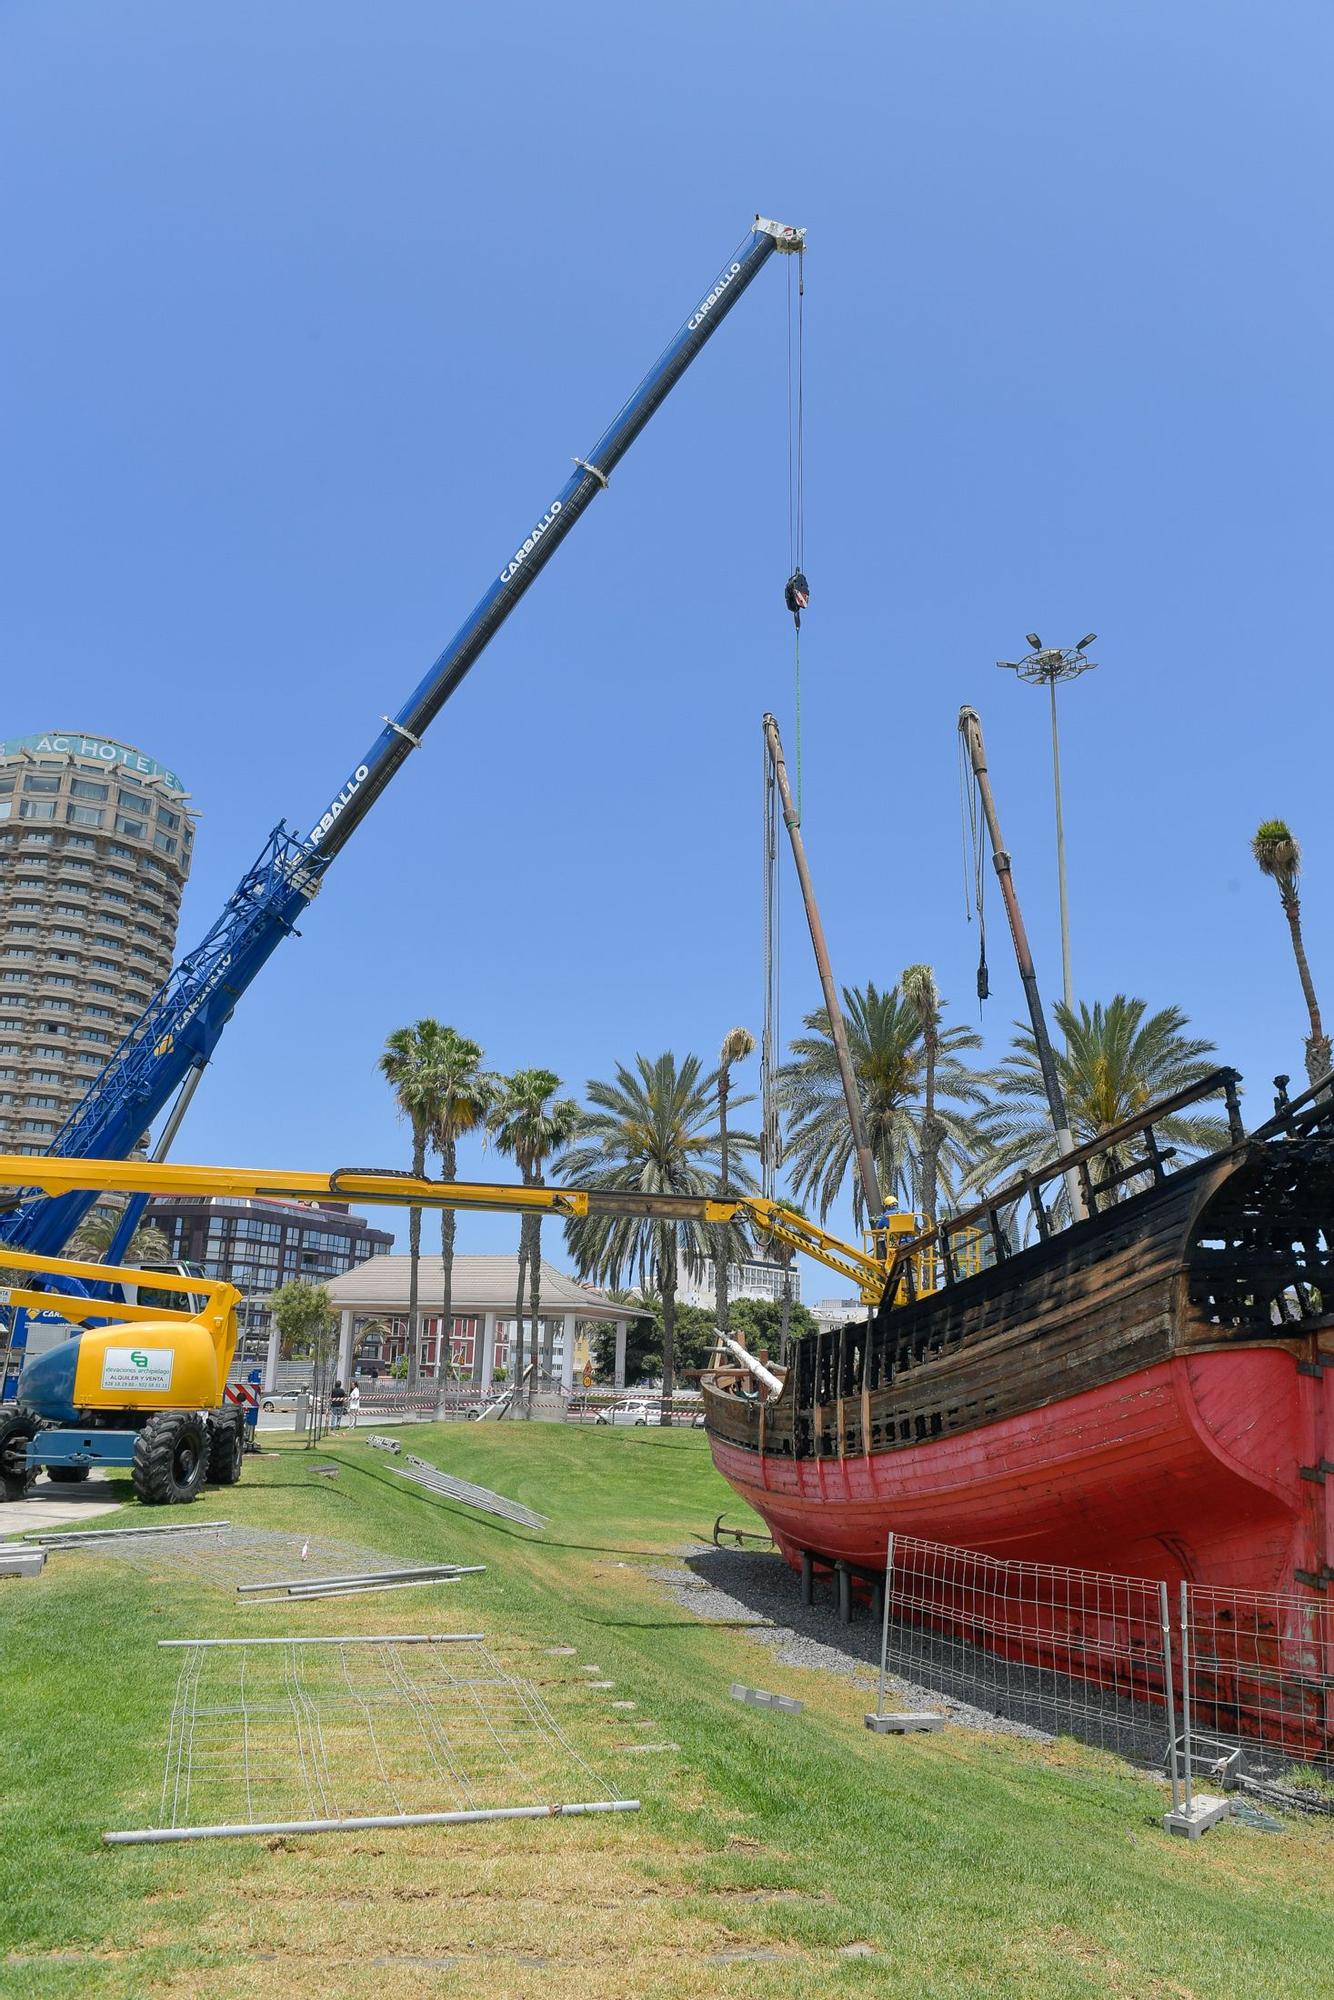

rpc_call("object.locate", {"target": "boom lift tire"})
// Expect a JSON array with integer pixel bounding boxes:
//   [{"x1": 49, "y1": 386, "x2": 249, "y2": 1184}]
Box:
[
  {"x1": 132, "y1": 1412, "x2": 208, "y2": 1505},
  {"x1": 0, "y1": 1408, "x2": 39, "y2": 1502},
  {"x1": 206, "y1": 1412, "x2": 244, "y2": 1486}
]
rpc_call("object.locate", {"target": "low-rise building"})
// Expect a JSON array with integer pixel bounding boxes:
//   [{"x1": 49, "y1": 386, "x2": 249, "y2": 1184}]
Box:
[{"x1": 324, "y1": 1254, "x2": 640, "y2": 1392}]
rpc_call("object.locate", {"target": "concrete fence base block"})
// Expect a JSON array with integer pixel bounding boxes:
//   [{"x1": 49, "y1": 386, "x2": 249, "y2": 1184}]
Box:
[
  {"x1": 731, "y1": 1683, "x2": 803, "y2": 1715},
  {"x1": 1163, "y1": 1794, "x2": 1230, "y2": 1839},
  {"x1": 864, "y1": 1711, "x2": 944, "y2": 1734},
  {"x1": 0, "y1": 1547, "x2": 46, "y2": 1579}
]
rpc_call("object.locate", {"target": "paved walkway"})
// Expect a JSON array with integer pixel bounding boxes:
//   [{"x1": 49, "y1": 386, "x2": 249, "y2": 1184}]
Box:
[{"x1": 1, "y1": 1472, "x2": 121, "y2": 1535}]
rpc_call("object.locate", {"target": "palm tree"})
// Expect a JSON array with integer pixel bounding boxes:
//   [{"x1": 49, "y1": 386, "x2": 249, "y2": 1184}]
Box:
[
  {"x1": 714, "y1": 1026, "x2": 755, "y2": 1336},
  {"x1": 66, "y1": 1209, "x2": 172, "y2": 1266},
  {"x1": 560, "y1": 1052, "x2": 757, "y2": 1424},
  {"x1": 1252, "y1": 820, "x2": 1331, "y2": 1087},
  {"x1": 378, "y1": 1018, "x2": 447, "y2": 1390},
  {"x1": 426, "y1": 1030, "x2": 496, "y2": 1414},
  {"x1": 489, "y1": 1069, "x2": 582, "y2": 1411},
  {"x1": 778, "y1": 980, "x2": 995, "y2": 1230},
  {"x1": 900, "y1": 964, "x2": 944, "y2": 1224},
  {"x1": 979, "y1": 996, "x2": 1227, "y2": 1219}
]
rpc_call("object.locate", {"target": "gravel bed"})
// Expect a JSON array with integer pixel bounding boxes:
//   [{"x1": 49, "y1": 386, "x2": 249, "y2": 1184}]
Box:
[{"x1": 652, "y1": 1544, "x2": 1172, "y2": 1764}]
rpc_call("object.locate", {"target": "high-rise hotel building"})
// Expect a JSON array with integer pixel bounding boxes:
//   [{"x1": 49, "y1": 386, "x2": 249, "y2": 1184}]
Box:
[{"x1": 0, "y1": 731, "x2": 196, "y2": 1156}]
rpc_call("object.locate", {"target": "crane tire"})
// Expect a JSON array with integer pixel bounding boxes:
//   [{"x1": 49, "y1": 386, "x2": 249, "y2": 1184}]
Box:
[
  {"x1": 132, "y1": 1413, "x2": 208, "y2": 1506},
  {"x1": 46, "y1": 1465, "x2": 91, "y2": 1484},
  {"x1": 0, "y1": 1408, "x2": 39, "y2": 1502},
  {"x1": 207, "y1": 1413, "x2": 244, "y2": 1486}
]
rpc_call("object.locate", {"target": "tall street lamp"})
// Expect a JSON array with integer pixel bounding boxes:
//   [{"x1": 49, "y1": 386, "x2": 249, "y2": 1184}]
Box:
[{"x1": 997, "y1": 633, "x2": 1097, "y2": 1022}]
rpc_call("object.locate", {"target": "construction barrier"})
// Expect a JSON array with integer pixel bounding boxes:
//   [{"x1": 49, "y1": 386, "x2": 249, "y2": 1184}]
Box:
[
  {"x1": 871, "y1": 1532, "x2": 1173, "y2": 1768},
  {"x1": 852, "y1": 1532, "x2": 1333, "y2": 1823},
  {"x1": 1179, "y1": 1580, "x2": 1334, "y2": 1810}
]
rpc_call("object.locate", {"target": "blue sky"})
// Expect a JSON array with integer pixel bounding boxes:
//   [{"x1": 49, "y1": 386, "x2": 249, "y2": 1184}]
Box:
[{"x1": 3, "y1": 2, "x2": 1331, "y2": 1294}]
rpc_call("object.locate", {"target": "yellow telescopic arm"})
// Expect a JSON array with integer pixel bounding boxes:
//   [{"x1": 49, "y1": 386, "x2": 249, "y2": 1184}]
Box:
[{"x1": 0, "y1": 1157, "x2": 889, "y2": 1301}]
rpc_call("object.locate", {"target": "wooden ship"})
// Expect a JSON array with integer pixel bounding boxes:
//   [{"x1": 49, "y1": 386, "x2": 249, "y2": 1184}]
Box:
[
  {"x1": 724, "y1": 707, "x2": 1333, "y2": 1753},
  {"x1": 702, "y1": 1069, "x2": 1334, "y2": 1750}
]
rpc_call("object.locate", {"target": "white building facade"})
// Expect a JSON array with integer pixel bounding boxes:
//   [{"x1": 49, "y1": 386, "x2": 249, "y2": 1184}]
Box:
[
  {"x1": 322, "y1": 1253, "x2": 642, "y2": 1395},
  {"x1": 675, "y1": 1254, "x2": 799, "y2": 1311}
]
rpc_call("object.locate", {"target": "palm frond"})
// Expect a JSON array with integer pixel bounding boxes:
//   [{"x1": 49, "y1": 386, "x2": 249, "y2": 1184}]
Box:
[
  {"x1": 970, "y1": 994, "x2": 1226, "y2": 1216},
  {"x1": 776, "y1": 978, "x2": 1000, "y2": 1228}
]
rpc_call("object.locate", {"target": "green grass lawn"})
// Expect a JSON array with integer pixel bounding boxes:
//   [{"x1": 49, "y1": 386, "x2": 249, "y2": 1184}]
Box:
[{"x1": 1, "y1": 1423, "x2": 1329, "y2": 1999}]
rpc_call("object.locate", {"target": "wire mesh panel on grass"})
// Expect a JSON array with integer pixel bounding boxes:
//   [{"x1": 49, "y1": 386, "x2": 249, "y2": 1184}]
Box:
[
  {"x1": 875, "y1": 1533, "x2": 1173, "y2": 1766},
  {"x1": 1181, "y1": 1581, "x2": 1334, "y2": 1811},
  {"x1": 392, "y1": 1456, "x2": 547, "y2": 1531},
  {"x1": 108, "y1": 1635, "x2": 636, "y2": 1844}
]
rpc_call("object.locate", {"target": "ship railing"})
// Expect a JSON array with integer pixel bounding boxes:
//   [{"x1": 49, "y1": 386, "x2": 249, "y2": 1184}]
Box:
[{"x1": 885, "y1": 1065, "x2": 1247, "y2": 1306}]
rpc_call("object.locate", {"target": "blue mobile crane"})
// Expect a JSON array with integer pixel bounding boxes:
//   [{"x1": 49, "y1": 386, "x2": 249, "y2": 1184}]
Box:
[{"x1": 0, "y1": 217, "x2": 805, "y2": 1375}]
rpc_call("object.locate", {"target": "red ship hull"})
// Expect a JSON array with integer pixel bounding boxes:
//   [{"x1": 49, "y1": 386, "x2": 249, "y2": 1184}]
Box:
[
  {"x1": 707, "y1": 1347, "x2": 1328, "y2": 1599},
  {"x1": 708, "y1": 1345, "x2": 1334, "y2": 1755},
  {"x1": 704, "y1": 1083, "x2": 1334, "y2": 1759}
]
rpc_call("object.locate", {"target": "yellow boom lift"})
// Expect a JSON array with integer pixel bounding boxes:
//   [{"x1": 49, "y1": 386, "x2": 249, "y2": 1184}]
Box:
[{"x1": 0, "y1": 1155, "x2": 915, "y2": 1504}]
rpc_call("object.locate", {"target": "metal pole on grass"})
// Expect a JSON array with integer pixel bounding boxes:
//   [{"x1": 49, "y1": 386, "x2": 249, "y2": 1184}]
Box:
[
  {"x1": 1159, "y1": 1581, "x2": 1181, "y2": 1815},
  {"x1": 158, "y1": 1633, "x2": 484, "y2": 1648},
  {"x1": 876, "y1": 1532, "x2": 895, "y2": 1719},
  {"x1": 1179, "y1": 1580, "x2": 1194, "y2": 1810},
  {"x1": 236, "y1": 1562, "x2": 469, "y2": 1594},
  {"x1": 106, "y1": 1798, "x2": 642, "y2": 1846}
]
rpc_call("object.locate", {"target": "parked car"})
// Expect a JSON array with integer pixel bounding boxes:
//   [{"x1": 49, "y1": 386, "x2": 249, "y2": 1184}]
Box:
[
  {"x1": 595, "y1": 1399, "x2": 654, "y2": 1426},
  {"x1": 259, "y1": 1389, "x2": 304, "y2": 1414}
]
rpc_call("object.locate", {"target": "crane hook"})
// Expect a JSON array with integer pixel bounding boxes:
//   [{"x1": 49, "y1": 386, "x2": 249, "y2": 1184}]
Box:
[{"x1": 784, "y1": 569, "x2": 809, "y2": 630}]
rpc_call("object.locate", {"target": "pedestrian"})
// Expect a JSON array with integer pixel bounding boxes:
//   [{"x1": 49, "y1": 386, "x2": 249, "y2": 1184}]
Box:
[
  {"x1": 348, "y1": 1382, "x2": 361, "y2": 1429},
  {"x1": 330, "y1": 1379, "x2": 346, "y2": 1430}
]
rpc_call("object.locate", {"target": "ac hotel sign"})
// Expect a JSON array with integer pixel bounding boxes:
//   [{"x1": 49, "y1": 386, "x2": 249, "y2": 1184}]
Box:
[{"x1": 0, "y1": 732, "x2": 184, "y2": 793}]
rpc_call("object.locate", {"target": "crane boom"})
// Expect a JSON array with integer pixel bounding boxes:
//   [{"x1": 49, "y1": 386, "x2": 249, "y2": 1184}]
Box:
[{"x1": 5, "y1": 218, "x2": 804, "y2": 1263}]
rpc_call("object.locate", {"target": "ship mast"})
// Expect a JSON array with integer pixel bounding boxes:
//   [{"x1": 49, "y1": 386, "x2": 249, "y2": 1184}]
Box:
[
  {"x1": 958, "y1": 706, "x2": 1088, "y2": 1222},
  {"x1": 763, "y1": 713, "x2": 884, "y2": 1225}
]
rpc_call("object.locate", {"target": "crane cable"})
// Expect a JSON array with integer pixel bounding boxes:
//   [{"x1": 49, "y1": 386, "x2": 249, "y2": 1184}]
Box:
[
  {"x1": 765, "y1": 243, "x2": 806, "y2": 1204},
  {"x1": 761, "y1": 737, "x2": 783, "y2": 1203},
  {"x1": 783, "y1": 248, "x2": 808, "y2": 820}
]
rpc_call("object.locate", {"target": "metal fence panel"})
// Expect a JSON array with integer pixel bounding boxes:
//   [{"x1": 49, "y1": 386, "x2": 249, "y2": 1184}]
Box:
[
  {"x1": 1181, "y1": 1580, "x2": 1333, "y2": 1811},
  {"x1": 871, "y1": 1532, "x2": 1174, "y2": 1768}
]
